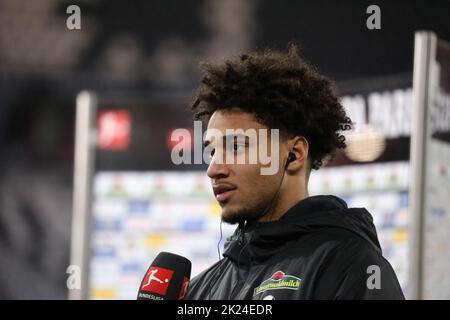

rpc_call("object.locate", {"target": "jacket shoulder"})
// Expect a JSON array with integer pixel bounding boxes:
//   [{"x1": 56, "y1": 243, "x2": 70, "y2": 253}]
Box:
[{"x1": 309, "y1": 231, "x2": 404, "y2": 299}]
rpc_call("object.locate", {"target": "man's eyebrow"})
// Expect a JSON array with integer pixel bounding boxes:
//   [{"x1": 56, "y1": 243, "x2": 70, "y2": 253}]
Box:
[{"x1": 203, "y1": 140, "x2": 211, "y2": 148}]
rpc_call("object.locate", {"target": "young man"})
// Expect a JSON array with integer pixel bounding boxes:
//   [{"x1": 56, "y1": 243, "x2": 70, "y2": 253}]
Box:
[{"x1": 185, "y1": 45, "x2": 405, "y2": 300}]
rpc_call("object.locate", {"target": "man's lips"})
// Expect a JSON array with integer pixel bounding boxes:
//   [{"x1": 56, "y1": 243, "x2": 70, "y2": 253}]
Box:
[{"x1": 212, "y1": 184, "x2": 237, "y2": 202}]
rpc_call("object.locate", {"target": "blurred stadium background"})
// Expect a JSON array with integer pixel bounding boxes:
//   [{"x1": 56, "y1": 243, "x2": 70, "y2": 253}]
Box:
[{"x1": 0, "y1": 0, "x2": 449, "y2": 299}]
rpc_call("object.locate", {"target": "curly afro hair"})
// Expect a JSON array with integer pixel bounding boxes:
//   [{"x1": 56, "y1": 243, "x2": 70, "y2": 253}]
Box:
[{"x1": 192, "y1": 44, "x2": 352, "y2": 170}]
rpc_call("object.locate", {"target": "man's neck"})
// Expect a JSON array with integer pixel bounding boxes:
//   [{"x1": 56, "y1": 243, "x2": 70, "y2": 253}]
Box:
[{"x1": 258, "y1": 187, "x2": 309, "y2": 222}]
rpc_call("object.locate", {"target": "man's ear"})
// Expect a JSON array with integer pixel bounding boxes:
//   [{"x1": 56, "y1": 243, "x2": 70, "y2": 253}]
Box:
[{"x1": 287, "y1": 136, "x2": 309, "y2": 170}]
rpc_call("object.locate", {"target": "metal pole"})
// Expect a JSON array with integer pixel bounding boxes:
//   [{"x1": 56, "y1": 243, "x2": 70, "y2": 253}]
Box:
[
  {"x1": 68, "y1": 91, "x2": 97, "y2": 300},
  {"x1": 408, "y1": 31, "x2": 436, "y2": 300}
]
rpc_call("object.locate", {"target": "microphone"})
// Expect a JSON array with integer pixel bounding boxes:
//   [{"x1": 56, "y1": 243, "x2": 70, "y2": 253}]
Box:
[{"x1": 137, "y1": 252, "x2": 192, "y2": 300}]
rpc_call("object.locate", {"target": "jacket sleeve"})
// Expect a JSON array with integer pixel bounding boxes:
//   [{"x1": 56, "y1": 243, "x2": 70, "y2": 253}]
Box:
[{"x1": 314, "y1": 238, "x2": 405, "y2": 300}]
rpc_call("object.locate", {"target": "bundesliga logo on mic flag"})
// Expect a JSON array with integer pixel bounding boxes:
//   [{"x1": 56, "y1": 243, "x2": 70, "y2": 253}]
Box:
[
  {"x1": 137, "y1": 252, "x2": 192, "y2": 300},
  {"x1": 140, "y1": 267, "x2": 174, "y2": 296}
]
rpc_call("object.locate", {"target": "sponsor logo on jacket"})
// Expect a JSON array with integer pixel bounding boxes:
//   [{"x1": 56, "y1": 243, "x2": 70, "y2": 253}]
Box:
[{"x1": 253, "y1": 270, "x2": 301, "y2": 296}]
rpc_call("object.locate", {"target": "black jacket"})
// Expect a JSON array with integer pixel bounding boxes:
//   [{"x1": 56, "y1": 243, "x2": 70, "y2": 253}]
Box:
[{"x1": 186, "y1": 195, "x2": 405, "y2": 300}]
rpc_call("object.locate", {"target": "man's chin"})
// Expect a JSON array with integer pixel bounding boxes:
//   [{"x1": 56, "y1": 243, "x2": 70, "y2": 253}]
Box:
[
  {"x1": 220, "y1": 206, "x2": 261, "y2": 225},
  {"x1": 221, "y1": 213, "x2": 243, "y2": 225}
]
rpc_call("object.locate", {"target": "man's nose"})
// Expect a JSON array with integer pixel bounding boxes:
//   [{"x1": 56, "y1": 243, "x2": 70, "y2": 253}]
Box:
[{"x1": 207, "y1": 156, "x2": 230, "y2": 179}]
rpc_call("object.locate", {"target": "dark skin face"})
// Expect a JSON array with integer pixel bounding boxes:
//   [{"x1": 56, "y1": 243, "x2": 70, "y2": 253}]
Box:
[{"x1": 205, "y1": 107, "x2": 310, "y2": 224}]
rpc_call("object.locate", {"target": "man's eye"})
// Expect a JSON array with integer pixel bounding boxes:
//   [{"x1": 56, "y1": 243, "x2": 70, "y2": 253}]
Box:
[{"x1": 209, "y1": 149, "x2": 215, "y2": 158}]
